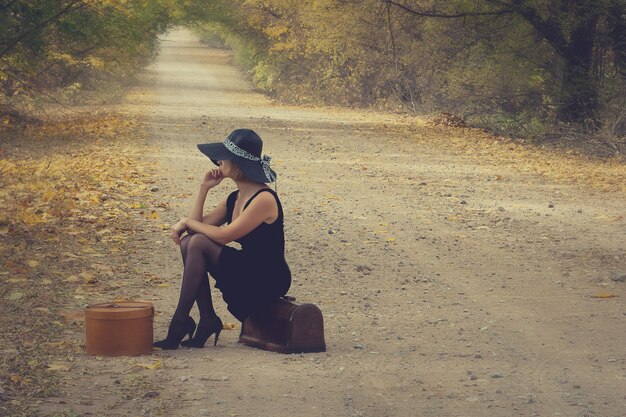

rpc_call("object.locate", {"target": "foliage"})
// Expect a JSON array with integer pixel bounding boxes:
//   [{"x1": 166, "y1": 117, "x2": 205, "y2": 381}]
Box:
[
  {"x1": 3, "y1": 0, "x2": 622, "y2": 136},
  {"x1": 187, "y1": 0, "x2": 625, "y2": 137},
  {"x1": 0, "y1": 0, "x2": 170, "y2": 118},
  {"x1": 1, "y1": 0, "x2": 623, "y2": 137}
]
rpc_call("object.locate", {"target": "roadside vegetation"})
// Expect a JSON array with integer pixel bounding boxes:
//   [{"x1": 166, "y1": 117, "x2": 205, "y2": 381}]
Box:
[
  {"x1": 1, "y1": 2, "x2": 169, "y2": 415},
  {"x1": 0, "y1": 0, "x2": 170, "y2": 122},
  {"x1": 186, "y1": 0, "x2": 626, "y2": 156},
  {"x1": 2, "y1": 1, "x2": 624, "y2": 154}
]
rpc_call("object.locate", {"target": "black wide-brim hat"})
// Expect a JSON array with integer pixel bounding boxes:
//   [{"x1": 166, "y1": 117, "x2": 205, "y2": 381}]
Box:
[{"x1": 197, "y1": 129, "x2": 277, "y2": 184}]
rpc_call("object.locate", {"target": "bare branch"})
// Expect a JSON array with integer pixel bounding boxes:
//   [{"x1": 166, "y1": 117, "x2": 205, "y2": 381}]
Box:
[
  {"x1": 485, "y1": 0, "x2": 569, "y2": 56},
  {"x1": 0, "y1": 0, "x2": 86, "y2": 60},
  {"x1": 381, "y1": 0, "x2": 513, "y2": 19}
]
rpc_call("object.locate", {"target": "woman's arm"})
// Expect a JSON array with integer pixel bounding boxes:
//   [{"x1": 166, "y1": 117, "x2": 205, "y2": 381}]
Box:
[
  {"x1": 184, "y1": 192, "x2": 278, "y2": 245},
  {"x1": 189, "y1": 169, "x2": 223, "y2": 221},
  {"x1": 171, "y1": 197, "x2": 228, "y2": 245},
  {"x1": 171, "y1": 169, "x2": 227, "y2": 244},
  {"x1": 201, "y1": 198, "x2": 228, "y2": 226}
]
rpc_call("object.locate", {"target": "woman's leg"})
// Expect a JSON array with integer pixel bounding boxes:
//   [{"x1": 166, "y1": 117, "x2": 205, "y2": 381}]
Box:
[
  {"x1": 179, "y1": 234, "x2": 206, "y2": 318},
  {"x1": 195, "y1": 264, "x2": 215, "y2": 323},
  {"x1": 180, "y1": 234, "x2": 191, "y2": 263},
  {"x1": 179, "y1": 233, "x2": 220, "y2": 323},
  {"x1": 172, "y1": 234, "x2": 222, "y2": 323}
]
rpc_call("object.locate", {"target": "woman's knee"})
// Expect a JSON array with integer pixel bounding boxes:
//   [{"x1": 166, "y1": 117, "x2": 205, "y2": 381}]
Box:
[
  {"x1": 187, "y1": 233, "x2": 222, "y2": 264},
  {"x1": 180, "y1": 234, "x2": 192, "y2": 258},
  {"x1": 187, "y1": 233, "x2": 219, "y2": 252}
]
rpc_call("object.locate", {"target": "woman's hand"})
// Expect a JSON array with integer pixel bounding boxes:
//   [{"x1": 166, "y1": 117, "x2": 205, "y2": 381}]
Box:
[
  {"x1": 201, "y1": 168, "x2": 224, "y2": 189},
  {"x1": 170, "y1": 218, "x2": 188, "y2": 245}
]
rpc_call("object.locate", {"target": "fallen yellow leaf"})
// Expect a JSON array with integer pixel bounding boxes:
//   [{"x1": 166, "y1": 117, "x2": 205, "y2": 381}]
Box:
[
  {"x1": 137, "y1": 360, "x2": 162, "y2": 369},
  {"x1": 44, "y1": 341, "x2": 69, "y2": 348},
  {"x1": 47, "y1": 363, "x2": 71, "y2": 372},
  {"x1": 223, "y1": 322, "x2": 239, "y2": 330},
  {"x1": 9, "y1": 374, "x2": 31, "y2": 385},
  {"x1": 591, "y1": 293, "x2": 618, "y2": 299},
  {"x1": 21, "y1": 211, "x2": 46, "y2": 225}
]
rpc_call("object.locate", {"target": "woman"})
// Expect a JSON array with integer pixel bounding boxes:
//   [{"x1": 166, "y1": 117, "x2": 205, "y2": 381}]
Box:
[{"x1": 154, "y1": 129, "x2": 291, "y2": 350}]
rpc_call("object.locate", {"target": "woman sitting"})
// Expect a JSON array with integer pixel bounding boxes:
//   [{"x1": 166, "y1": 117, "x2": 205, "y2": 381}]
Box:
[{"x1": 154, "y1": 129, "x2": 291, "y2": 349}]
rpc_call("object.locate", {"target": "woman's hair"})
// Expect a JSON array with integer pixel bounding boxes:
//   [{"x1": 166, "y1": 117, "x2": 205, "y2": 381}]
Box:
[{"x1": 229, "y1": 162, "x2": 248, "y2": 182}]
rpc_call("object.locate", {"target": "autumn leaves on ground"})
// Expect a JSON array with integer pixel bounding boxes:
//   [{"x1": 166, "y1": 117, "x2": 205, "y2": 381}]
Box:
[{"x1": 0, "y1": 116, "x2": 165, "y2": 414}]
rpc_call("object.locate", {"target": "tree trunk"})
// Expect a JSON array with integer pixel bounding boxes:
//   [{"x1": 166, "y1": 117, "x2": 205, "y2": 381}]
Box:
[
  {"x1": 557, "y1": 58, "x2": 598, "y2": 124},
  {"x1": 555, "y1": 10, "x2": 599, "y2": 124},
  {"x1": 608, "y1": 2, "x2": 626, "y2": 79}
]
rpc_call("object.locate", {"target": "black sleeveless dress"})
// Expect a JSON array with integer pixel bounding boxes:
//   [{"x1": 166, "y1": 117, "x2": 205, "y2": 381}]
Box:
[{"x1": 213, "y1": 188, "x2": 291, "y2": 321}]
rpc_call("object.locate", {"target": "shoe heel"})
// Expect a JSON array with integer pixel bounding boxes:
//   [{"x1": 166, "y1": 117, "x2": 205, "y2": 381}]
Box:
[
  {"x1": 182, "y1": 316, "x2": 222, "y2": 348},
  {"x1": 153, "y1": 316, "x2": 196, "y2": 350},
  {"x1": 213, "y1": 328, "x2": 222, "y2": 347}
]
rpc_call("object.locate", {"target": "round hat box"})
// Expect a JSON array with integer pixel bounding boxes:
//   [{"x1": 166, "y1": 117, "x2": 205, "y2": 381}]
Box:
[{"x1": 85, "y1": 301, "x2": 153, "y2": 356}]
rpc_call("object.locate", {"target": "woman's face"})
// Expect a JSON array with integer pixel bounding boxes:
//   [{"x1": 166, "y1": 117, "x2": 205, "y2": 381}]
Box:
[
  {"x1": 218, "y1": 159, "x2": 247, "y2": 181},
  {"x1": 218, "y1": 160, "x2": 237, "y2": 178}
]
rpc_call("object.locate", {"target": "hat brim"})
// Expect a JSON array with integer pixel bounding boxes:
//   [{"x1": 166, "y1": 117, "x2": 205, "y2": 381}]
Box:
[
  {"x1": 197, "y1": 142, "x2": 233, "y2": 166},
  {"x1": 197, "y1": 142, "x2": 277, "y2": 183}
]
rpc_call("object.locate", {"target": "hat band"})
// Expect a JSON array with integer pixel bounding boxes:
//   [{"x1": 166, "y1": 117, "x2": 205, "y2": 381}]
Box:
[
  {"x1": 224, "y1": 138, "x2": 276, "y2": 183},
  {"x1": 224, "y1": 139, "x2": 260, "y2": 161},
  {"x1": 261, "y1": 155, "x2": 276, "y2": 182}
]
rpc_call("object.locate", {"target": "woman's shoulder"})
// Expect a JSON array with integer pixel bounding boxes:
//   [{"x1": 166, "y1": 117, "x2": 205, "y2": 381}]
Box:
[
  {"x1": 246, "y1": 188, "x2": 279, "y2": 207},
  {"x1": 256, "y1": 187, "x2": 278, "y2": 198}
]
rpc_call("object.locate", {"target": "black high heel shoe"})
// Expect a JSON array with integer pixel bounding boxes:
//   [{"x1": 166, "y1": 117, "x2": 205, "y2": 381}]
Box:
[
  {"x1": 181, "y1": 316, "x2": 222, "y2": 348},
  {"x1": 153, "y1": 316, "x2": 196, "y2": 350}
]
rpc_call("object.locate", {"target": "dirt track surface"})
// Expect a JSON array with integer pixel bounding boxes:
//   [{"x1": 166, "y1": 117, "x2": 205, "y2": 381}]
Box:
[{"x1": 41, "y1": 29, "x2": 625, "y2": 417}]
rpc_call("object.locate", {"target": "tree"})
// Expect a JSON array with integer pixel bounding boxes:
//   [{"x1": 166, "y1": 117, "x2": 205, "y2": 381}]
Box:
[
  {"x1": 0, "y1": 0, "x2": 170, "y2": 118},
  {"x1": 382, "y1": 0, "x2": 626, "y2": 126}
]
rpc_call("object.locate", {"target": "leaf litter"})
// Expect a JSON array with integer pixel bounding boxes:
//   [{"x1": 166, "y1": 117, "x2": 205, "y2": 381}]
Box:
[
  {"x1": 0, "y1": 114, "x2": 164, "y2": 416},
  {"x1": 384, "y1": 119, "x2": 626, "y2": 193}
]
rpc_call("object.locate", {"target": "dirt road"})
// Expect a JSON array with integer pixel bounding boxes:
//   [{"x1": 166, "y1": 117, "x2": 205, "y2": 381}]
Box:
[{"x1": 42, "y1": 29, "x2": 625, "y2": 417}]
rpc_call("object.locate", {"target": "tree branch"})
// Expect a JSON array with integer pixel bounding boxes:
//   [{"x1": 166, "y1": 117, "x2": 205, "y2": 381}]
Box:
[
  {"x1": 485, "y1": 0, "x2": 569, "y2": 56},
  {"x1": 381, "y1": 0, "x2": 513, "y2": 19},
  {"x1": 0, "y1": 0, "x2": 86, "y2": 60}
]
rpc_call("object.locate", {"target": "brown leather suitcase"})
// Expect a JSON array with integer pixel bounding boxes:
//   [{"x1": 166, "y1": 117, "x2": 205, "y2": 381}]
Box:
[
  {"x1": 239, "y1": 297, "x2": 326, "y2": 353},
  {"x1": 85, "y1": 301, "x2": 153, "y2": 356}
]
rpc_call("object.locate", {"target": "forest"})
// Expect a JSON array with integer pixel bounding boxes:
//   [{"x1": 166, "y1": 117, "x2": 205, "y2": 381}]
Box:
[{"x1": 1, "y1": 0, "x2": 625, "y2": 150}]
